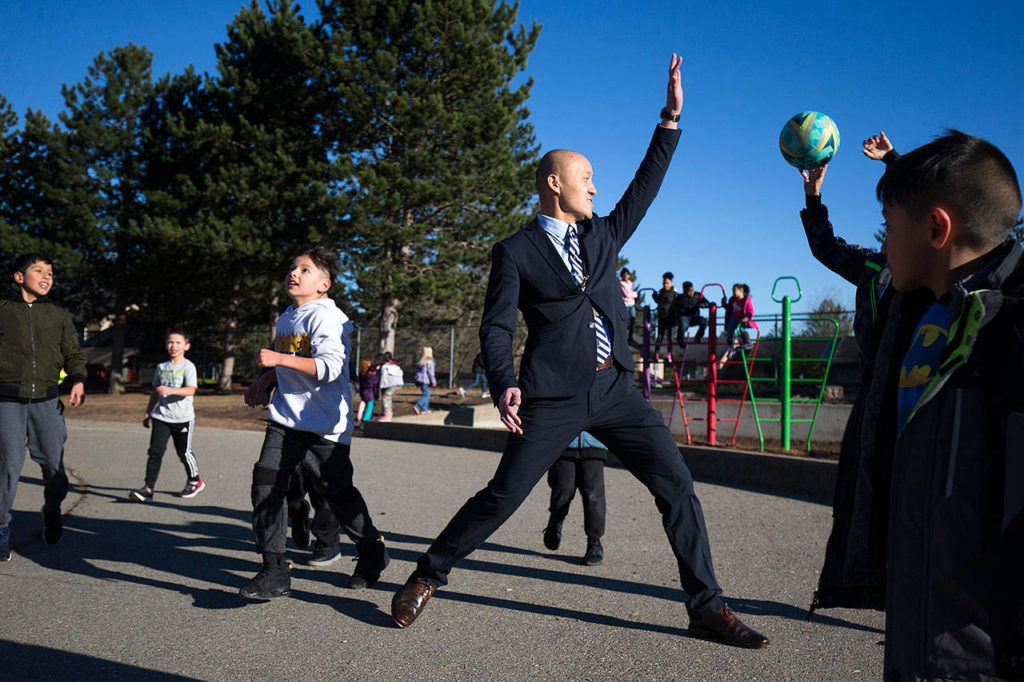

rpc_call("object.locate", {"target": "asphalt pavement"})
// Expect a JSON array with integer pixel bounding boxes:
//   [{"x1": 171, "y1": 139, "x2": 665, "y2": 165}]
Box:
[{"x1": 0, "y1": 421, "x2": 883, "y2": 681}]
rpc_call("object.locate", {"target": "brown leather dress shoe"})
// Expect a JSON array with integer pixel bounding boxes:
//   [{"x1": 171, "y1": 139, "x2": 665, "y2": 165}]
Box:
[
  {"x1": 392, "y1": 576, "x2": 436, "y2": 628},
  {"x1": 688, "y1": 605, "x2": 770, "y2": 648}
]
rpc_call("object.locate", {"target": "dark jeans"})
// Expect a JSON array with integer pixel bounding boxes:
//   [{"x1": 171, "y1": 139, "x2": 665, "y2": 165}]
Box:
[
  {"x1": 145, "y1": 418, "x2": 199, "y2": 487},
  {"x1": 462, "y1": 373, "x2": 488, "y2": 393},
  {"x1": 678, "y1": 314, "x2": 708, "y2": 343},
  {"x1": 287, "y1": 459, "x2": 341, "y2": 546},
  {"x1": 548, "y1": 457, "x2": 606, "y2": 541},
  {"x1": 251, "y1": 422, "x2": 378, "y2": 555},
  {"x1": 415, "y1": 368, "x2": 725, "y2": 617}
]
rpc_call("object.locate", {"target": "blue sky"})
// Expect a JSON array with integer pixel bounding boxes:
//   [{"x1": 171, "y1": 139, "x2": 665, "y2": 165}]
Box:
[{"x1": 3, "y1": 0, "x2": 1023, "y2": 315}]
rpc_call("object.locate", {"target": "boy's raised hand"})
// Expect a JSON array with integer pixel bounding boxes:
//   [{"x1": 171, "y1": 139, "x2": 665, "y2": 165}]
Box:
[
  {"x1": 862, "y1": 131, "x2": 893, "y2": 161},
  {"x1": 801, "y1": 164, "x2": 828, "y2": 196}
]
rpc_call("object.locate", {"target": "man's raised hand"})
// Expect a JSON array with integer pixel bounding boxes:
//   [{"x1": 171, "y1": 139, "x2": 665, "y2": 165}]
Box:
[
  {"x1": 664, "y1": 53, "x2": 682, "y2": 125},
  {"x1": 862, "y1": 132, "x2": 893, "y2": 161}
]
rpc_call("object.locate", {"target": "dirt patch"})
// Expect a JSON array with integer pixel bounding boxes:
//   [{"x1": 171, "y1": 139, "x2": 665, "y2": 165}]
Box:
[
  {"x1": 64, "y1": 384, "x2": 489, "y2": 431},
  {"x1": 65, "y1": 384, "x2": 841, "y2": 460}
]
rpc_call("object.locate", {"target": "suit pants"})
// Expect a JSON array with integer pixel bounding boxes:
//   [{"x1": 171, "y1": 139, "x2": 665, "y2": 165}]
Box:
[
  {"x1": 547, "y1": 456, "x2": 605, "y2": 542},
  {"x1": 415, "y1": 367, "x2": 725, "y2": 617}
]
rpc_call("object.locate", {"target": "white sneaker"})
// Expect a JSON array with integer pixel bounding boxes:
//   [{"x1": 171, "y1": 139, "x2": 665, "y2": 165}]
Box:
[
  {"x1": 458, "y1": 387, "x2": 466, "y2": 396},
  {"x1": 481, "y1": 391, "x2": 490, "y2": 399}
]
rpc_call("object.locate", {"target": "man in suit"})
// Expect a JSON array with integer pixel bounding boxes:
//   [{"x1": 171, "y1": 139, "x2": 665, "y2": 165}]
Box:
[{"x1": 391, "y1": 55, "x2": 769, "y2": 648}]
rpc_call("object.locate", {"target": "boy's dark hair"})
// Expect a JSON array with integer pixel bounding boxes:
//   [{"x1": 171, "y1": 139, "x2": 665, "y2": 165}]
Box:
[
  {"x1": 13, "y1": 253, "x2": 53, "y2": 275},
  {"x1": 682, "y1": 280, "x2": 694, "y2": 292},
  {"x1": 292, "y1": 244, "x2": 339, "y2": 290},
  {"x1": 877, "y1": 130, "x2": 1022, "y2": 249},
  {"x1": 166, "y1": 327, "x2": 191, "y2": 343},
  {"x1": 662, "y1": 271, "x2": 674, "y2": 281},
  {"x1": 382, "y1": 352, "x2": 393, "y2": 363},
  {"x1": 372, "y1": 353, "x2": 385, "y2": 366}
]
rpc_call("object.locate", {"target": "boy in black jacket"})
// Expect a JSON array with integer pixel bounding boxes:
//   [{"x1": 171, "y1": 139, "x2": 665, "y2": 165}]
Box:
[
  {"x1": 0, "y1": 254, "x2": 86, "y2": 560},
  {"x1": 805, "y1": 131, "x2": 1024, "y2": 680}
]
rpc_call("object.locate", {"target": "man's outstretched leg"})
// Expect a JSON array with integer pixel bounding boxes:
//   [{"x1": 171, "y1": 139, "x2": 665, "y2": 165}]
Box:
[
  {"x1": 392, "y1": 398, "x2": 584, "y2": 627},
  {"x1": 589, "y1": 370, "x2": 769, "y2": 648}
]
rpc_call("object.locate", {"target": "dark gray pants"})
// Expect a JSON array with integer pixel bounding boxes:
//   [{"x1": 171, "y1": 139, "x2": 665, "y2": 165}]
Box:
[
  {"x1": 251, "y1": 422, "x2": 377, "y2": 555},
  {"x1": 0, "y1": 398, "x2": 70, "y2": 529}
]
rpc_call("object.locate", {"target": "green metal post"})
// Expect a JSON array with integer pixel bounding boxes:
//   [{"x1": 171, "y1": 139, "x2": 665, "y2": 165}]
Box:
[{"x1": 781, "y1": 295, "x2": 791, "y2": 451}]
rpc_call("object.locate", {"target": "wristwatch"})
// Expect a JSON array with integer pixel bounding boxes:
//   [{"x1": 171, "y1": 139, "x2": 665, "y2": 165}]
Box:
[{"x1": 660, "y1": 107, "x2": 680, "y2": 122}]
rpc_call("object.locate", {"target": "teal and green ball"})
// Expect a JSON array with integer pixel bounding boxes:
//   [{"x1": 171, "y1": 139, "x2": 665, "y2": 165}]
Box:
[{"x1": 779, "y1": 111, "x2": 840, "y2": 169}]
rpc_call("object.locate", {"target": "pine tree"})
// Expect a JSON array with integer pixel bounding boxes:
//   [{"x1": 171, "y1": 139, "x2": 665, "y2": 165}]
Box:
[
  {"x1": 0, "y1": 98, "x2": 91, "y2": 285},
  {"x1": 165, "y1": 0, "x2": 338, "y2": 389},
  {"x1": 54, "y1": 44, "x2": 157, "y2": 393},
  {"x1": 320, "y1": 0, "x2": 540, "y2": 353}
]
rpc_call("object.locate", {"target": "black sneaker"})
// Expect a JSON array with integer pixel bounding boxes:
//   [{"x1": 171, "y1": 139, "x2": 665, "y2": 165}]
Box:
[
  {"x1": 289, "y1": 500, "x2": 311, "y2": 550},
  {"x1": 0, "y1": 532, "x2": 10, "y2": 561},
  {"x1": 129, "y1": 486, "x2": 153, "y2": 502},
  {"x1": 543, "y1": 522, "x2": 562, "y2": 551},
  {"x1": 348, "y1": 537, "x2": 390, "y2": 589},
  {"x1": 180, "y1": 477, "x2": 205, "y2": 498},
  {"x1": 582, "y1": 539, "x2": 603, "y2": 566},
  {"x1": 41, "y1": 505, "x2": 62, "y2": 545},
  {"x1": 308, "y1": 541, "x2": 341, "y2": 567},
  {"x1": 239, "y1": 557, "x2": 291, "y2": 600}
]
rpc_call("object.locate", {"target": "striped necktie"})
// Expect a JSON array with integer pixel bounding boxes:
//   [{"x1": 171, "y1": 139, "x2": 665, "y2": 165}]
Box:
[{"x1": 565, "y1": 225, "x2": 611, "y2": 365}]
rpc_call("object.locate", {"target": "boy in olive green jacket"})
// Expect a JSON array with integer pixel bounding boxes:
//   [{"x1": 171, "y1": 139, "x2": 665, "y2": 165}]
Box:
[{"x1": 0, "y1": 253, "x2": 86, "y2": 561}]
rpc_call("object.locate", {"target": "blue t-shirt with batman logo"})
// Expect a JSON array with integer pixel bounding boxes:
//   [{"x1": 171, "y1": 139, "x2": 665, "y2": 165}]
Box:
[{"x1": 897, "y1": 302, "x2": 950, "y2": 434}]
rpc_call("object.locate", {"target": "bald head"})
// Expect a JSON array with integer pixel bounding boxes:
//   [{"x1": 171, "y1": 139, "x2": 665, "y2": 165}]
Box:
[{"x1": 536, "y1": 149, "x2": 596, "y2": 222}]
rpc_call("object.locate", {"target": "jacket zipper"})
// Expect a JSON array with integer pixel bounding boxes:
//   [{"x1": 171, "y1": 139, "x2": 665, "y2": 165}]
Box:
[{"x1": 28, "y1": 303, "x2": 36, "y2": 402}]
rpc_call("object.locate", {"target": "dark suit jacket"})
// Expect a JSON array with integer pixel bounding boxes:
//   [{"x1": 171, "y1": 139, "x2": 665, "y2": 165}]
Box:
[{"x1": 479, "y1": 126, "x2": 680, "y2": 401}]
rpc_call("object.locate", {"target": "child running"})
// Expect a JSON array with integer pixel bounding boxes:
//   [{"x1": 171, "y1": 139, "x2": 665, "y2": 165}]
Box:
[
  {"x1": 0, "y1": 253, "x2": 86, "y2": 560},
  {"x1": 130, "y1": 329, "x2": 204, "y2": 501},
  {"x1": 241, "y1": 244, "x2": 388, "y2": 599}
]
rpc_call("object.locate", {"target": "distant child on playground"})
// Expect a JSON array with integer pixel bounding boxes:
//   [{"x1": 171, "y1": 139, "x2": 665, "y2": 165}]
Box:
[
  {"x1": 0, "y1": 253, "x2": 86, "y2": 561},
  {"x1": 377, "y1": 353, "x2": 403, "y2": 421},
  {"x1": 458, "y1": 352, "x2": 488, "y2": 399},
  {"x1": 129, "y1": 329, "x2": 204, "y2": 502},
  {"x1": 676, "y1": 281, "x2": 709, "y2": 344},
  {"x1": 652, "y1": 271, "x2": 679, "y2": 355},
  {"x1": 802, "y1": 130, "x2": 1024, "y2": 681},
  {"x1": 355, "y1": 357, "x2": 378, "y2": 423},
  {"x1": 721, "y1": 283, "x2": 757, "y2": 347},
  {"x1": 241, "y1": 243, "x2": 388, "y2": 599},
  {"x1": 619, "y1": 268, "x2": 639, "y2": 343},
  {"x1": 412, "y1": 346, "x2": 435, "y2": 415}
]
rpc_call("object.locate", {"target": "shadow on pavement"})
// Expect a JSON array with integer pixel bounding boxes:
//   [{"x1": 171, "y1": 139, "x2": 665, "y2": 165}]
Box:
[
  {"x1": 0, "y1": 640, "x2": 195, "y2": 680},
  {"x1": 7, "y1": 482, "x2": 879, "y2": 636}
]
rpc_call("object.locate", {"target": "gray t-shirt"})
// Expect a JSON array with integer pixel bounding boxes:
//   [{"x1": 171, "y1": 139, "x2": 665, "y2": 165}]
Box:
[{"x1": 150, "y1": 359, "x2": 197, "y2": 423}]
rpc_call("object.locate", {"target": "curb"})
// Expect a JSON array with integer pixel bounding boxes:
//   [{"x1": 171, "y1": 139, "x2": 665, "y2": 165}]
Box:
[{"x1": 358, "y1": 421, "x2": 837, "y2": 502}]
